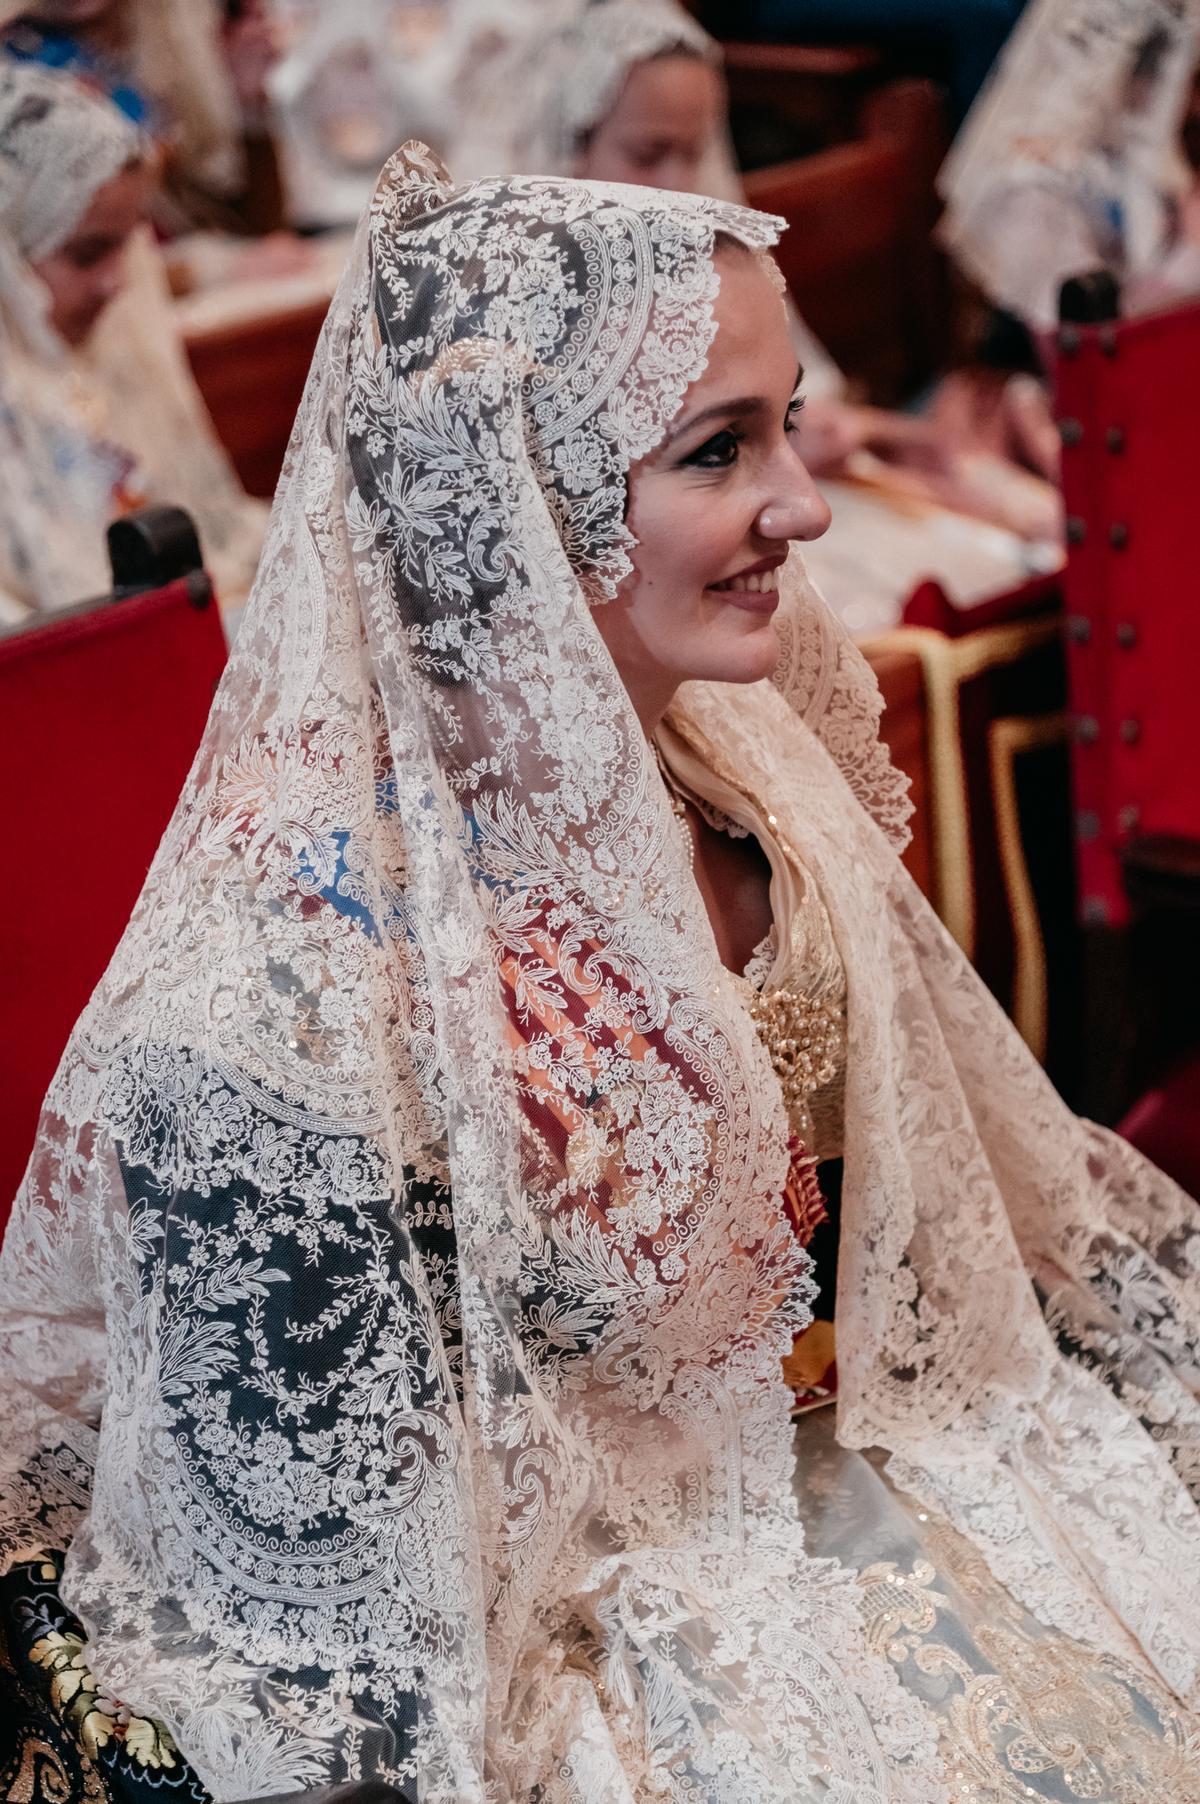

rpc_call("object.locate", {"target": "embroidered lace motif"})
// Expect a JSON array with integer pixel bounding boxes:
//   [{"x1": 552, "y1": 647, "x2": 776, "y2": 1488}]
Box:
[{"x1": 0, "y1": 148, "x2": 948, "y2": 1801}]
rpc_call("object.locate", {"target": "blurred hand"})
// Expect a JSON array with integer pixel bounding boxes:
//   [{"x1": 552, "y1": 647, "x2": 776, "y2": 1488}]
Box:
[
  {"x1": 226, "y1": 230, "x2": 314, "y2": 281},
  {"x1": 932, "y1": 369, "x2": 1059, "y2": 484}
]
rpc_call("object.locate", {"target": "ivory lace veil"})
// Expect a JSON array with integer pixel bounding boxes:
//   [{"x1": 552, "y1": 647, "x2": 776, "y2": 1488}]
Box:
[{"x1": 2, "y1": 144, "x2": 1200, "y2": 1802}]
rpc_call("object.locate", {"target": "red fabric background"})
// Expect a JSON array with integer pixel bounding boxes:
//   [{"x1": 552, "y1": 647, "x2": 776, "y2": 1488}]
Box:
[
  {"x1": 0, "y1": 582, "x2": 227, "y2": 1226},
  {"x1": 1058, "y1": 297, "x2": 1200, "y2": 927}
]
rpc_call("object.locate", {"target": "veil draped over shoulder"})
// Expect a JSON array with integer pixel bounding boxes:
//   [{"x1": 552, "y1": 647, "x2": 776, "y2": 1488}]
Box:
[
  {"x1": 0, "y1": 147, "x2": 934, "y2": 1800},
  {"x1": 2, "y1": 145, "x2": 1199, "y2": 1801}
]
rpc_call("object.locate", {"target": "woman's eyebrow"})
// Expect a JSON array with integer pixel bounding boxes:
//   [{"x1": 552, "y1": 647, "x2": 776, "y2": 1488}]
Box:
[
  {"x1": 661, "y1": 363, "x2": 807, "y2": 450},
  {"x1": 662, "y1": 395, "x2": 764, "y2": 446}
]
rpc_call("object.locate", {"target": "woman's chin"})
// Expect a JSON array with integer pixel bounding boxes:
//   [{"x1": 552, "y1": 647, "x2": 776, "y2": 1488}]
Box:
[{"x1": 688, "y1": 619, "x2": 780, "y2": 688}]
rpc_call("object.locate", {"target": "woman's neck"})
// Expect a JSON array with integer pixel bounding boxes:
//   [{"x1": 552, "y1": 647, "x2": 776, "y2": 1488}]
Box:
[{"x1": 618, "y1": 667, "x2": 679, "y2": 740}]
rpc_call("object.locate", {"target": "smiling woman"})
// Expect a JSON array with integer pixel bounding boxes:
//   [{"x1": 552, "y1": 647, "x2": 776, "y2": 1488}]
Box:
[{"x1": 2, "y1": 145, "x2": 1200, "y2": 1803}]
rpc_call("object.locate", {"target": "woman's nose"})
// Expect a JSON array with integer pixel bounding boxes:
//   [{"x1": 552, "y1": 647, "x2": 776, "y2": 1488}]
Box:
[{"x1": 756, "y1": 470, "x2": 832, "y2": 544}]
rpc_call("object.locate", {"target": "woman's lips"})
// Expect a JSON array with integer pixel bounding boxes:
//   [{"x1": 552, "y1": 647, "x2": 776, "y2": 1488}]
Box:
[{"x1": 706, "y1": 568, "x2": 781, "y2": 613}]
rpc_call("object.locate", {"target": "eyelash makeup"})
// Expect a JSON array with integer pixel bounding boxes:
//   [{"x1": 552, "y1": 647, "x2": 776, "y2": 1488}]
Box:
[{"x1": 680, "y1": 393, "x2": 807, "y2": 471}]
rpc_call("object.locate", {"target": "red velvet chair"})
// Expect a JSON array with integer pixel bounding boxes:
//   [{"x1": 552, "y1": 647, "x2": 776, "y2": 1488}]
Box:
[
  {"x1": 0, "y1": 509, "x2": 228, "y2": 1225},
  {"x1": 1056, "y1": 274, "x2": 1200, "y2": 1156}
]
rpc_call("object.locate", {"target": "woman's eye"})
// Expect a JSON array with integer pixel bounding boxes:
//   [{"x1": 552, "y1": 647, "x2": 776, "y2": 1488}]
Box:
[
  {"x1": 682, "y1": 429, "x2": 740, "y2": 470},
  {"x1": 784, "y1": 394, "x2": 807, "y2": 433}
]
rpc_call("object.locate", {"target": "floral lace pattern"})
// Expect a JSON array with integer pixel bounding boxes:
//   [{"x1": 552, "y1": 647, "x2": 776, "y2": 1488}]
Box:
[
  {"x1": 671, "y1": 673, "x2": 1200, "y2": 1714},
  {"x1": 4, "y1": 139, "x2": 1200, "y2": 1801},
  {"x1": 0, "y1": 149, "x2": 951, "y2": 1800},
  {"x1": 795, "y1": 1411, "x2": 1200, "y2": 1802}
]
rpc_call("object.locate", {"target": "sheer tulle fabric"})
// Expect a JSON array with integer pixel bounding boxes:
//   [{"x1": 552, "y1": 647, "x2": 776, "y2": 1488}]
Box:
[{"x1": 670, "y1": 678, "x2": 1200, "y2": 1701}]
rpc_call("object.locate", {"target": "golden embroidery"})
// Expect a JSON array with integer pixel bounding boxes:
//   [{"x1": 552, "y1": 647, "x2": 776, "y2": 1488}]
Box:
[
  {"x1": 745, "y1": 982, "x2": 845, "y2": 1145},
  {"x1": 2, "y1": 1731, "x2": 104, "y2": 1804},
  {"x1": 855, "y1": 1535, "x2": 1200, "y2": 1802},
  {"x1": 29, "y1": 1630, "x2": 180, "y2": 1772}
]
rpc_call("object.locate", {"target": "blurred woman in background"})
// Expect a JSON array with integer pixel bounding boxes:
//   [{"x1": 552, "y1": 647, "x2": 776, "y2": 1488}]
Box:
[
  {"x1": 0, "y1": 62, "x2": 265, "y2": 618},
  {"x1": 0, "y1": 0, "x2": 267, "y2": 231},
  {"x1": 940, "y1": 0, "x2": 1200, "y2": 333}
]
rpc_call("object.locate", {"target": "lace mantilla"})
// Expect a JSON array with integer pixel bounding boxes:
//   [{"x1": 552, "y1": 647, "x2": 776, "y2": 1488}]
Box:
[
  {"x1": 5, "y1": 135, "x2": 1200, "y2": 1802},
  {"x1": 0, "y1": 147, "x2": 949, "y2": 1800}
]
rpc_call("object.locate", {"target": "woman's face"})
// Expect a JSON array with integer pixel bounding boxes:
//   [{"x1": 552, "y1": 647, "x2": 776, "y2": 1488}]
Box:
[
  {"x1": 30, "y1": 158, "x2": 150, "y2": 345},
  {"x1": 594, "y1": 247, "x2": 831, "y2": 726},
  {"x1": 576, "y1": 53, "x2": 724, "y2": 193}
]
